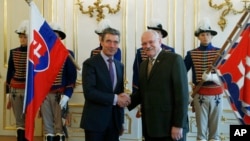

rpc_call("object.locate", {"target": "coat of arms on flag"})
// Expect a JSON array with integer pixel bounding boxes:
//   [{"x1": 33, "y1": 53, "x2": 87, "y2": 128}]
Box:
[{"x1": 217, "y1": 21, "x2": 250, "y2": 125}]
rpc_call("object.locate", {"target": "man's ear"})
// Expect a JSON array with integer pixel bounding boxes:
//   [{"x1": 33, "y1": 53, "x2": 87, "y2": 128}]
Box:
[
  {"x1": 100, "y1": 40, "x2": 104, "y2": 47},
  {"x1": 158, "y1": 37, "x2": 162, "y2": 44}
]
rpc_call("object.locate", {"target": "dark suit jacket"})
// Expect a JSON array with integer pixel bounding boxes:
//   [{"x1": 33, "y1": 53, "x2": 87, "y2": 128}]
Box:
[
  {"x1": 80, "y1": 54, "x2": 124, "y2": 133},
  {"x1": 128, "y1": 50, "x2": 189, "y2": 137}
]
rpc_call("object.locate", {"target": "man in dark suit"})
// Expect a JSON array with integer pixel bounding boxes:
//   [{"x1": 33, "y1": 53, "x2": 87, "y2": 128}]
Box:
[
  {"x1": 128, "y1": 30, "x2": 189, "y2": 141},
  {"x1": 80, "y1": 27, "x2": 130, "y2": 141},
  {"x1": 132, "y1": 19, "x2": 175, "y2": 118}
]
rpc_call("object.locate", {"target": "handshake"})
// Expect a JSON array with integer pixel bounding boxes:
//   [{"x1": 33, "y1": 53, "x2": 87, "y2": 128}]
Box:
[{"x1": 117, "y1": 93, "x2": 131, "y2": 107}]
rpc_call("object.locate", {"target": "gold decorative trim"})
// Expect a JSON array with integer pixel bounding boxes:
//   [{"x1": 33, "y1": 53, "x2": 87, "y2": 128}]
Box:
[
  {"x1": 122, "y1": 0, "x2": 128, "y2": 92},
  {"x1": 4, "y1": 0, "x2": 7, "y2": 68},
  {"x1": 76, "y1": 0, "x2": 121, "y2": 22},
  {"x1": 144, "y1": 0, "x2": 148, "y2": 31},
  {"x1": 174, "y1": 0, "x2": 176, "y2": 50},
  {"x1": 194, "y1": 0, "x2": 199, "y2": 49},
  {"x1": 124, "y1": 113, "x2": 132, "y2": 134},
  {"x1": 134, "y1": 0, "x2": 138, "y2": 53},
  {"x1": 208, "y1": 0, "x2": 246, "y2": 31},
  {"x1": 182, "y1": 0, "x2": 187, "y2": 57},
  {"x1": 167, "y1": 0, "x2": 170, "y2": 45},
  {"x1": 74, "y1": 0, "x2": 78, "y2": 63}
]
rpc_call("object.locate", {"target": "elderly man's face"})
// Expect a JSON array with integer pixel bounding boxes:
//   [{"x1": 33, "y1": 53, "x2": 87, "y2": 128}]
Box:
[{"x1": 141, "y1": 31, "x2": 161, "y2": 58}]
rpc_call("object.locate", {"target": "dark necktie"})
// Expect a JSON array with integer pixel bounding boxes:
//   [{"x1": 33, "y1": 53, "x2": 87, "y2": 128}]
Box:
[
  {"x1": 147, "y1": 58, "x2": 154, "y2": 77},
  {"x1": 108, "y1": 58, "x2": 114, "y2": 86}
]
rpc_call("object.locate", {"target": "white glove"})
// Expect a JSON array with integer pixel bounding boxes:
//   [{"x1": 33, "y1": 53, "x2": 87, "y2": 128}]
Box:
[
  {"x1": 59, "y1": 95, "x2": 69, "y2": 109},
  {"x1": 210, "y1": 73, "x2": 221, "y2": 85},
  {"x1": 202, "y1": 71, "x2": 212, "y2": 81},
  {"x1": 77, "y1": 67, "x2": 82, "y2": 75},
  {"x1": 6, "y1": 93, "x2": 12, "y2": 109},
  {"x1": 6, "y1": 93, "x2": 10, "y2": 100},
  {"x1": 202, "y1": 71, "x2": 221, "y2": 85},
  {"x1": 188, "y1": 82, "x2": 194, "y2": 102}
]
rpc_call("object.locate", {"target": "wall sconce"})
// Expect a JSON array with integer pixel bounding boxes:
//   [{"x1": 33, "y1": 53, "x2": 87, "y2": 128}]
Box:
[
  {"x1": 208, "y1": 0, "x2": 248, "y2": 31},
  {"x1": 76, "y1": 0, "x2": 121, "y2": 22}
]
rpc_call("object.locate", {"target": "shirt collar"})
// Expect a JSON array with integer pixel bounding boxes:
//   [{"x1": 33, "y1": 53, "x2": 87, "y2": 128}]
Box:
[
  {"x1": 152, "y1": 48, "x2": 162, "y2": 60},
  {"x1": 101, "y1": 51, "x2": 113, "y2": 61}
]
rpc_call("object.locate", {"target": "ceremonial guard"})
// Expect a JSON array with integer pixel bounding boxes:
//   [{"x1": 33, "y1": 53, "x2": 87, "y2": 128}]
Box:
[
  {"x1": 184, "y1": 18, "x2": 223, "y2": 141},
  {"x1": 40, "y1": 23, "x2": 77, "y2": 141},
  {"x1": 6, "y1": 20, "x2": 29, "y2": 141}
]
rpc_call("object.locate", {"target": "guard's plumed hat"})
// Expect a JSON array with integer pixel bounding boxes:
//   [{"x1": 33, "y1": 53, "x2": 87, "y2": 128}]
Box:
[
  {"x1": 194, "y1": 18, "x2": 217, "y2": 37},
  {"x1": 95, "y1": 19, "x2": 112, "y2": 35},
  {"x1": 49, "y1": 22, "x2": 66, "y2": 40},
  {"x1": 15, "y1": 20, "x2": 29, "y2": 35},
  {"x1": 147, "y1": 19, "x2": 168, "y2": 38}
]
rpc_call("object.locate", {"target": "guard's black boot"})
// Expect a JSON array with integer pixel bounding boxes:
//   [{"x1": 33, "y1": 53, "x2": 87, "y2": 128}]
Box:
[
  {"x1": 17, "y1": 129, "x2": 28, "y2": 141},
  {"x1": 45, "y1": 135, "x2": 55, "y2": 141},
  {"x1": 55, "y1": 134, "x2": 65, "y2": 141}
]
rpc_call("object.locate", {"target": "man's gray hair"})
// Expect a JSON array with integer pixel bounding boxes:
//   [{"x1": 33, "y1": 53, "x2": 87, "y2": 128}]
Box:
[{"x1": 146, "y1": 29, "x2": 160, "y2": 39}]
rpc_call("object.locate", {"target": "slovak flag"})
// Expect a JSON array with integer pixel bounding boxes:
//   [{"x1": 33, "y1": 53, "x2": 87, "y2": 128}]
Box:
[
  {"x1": 217, "y1": 22, "x2": 250, "y2": 125},
  {"x1": 24, "y1": 1, "x2": 69, "y2": 141}
]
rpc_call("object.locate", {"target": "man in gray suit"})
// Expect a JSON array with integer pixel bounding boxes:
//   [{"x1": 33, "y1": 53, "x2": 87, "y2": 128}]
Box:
[
  {"x1": 80, "y1": 27, "x2": 130, "y2": 141},
  {"x1": 128, "y1": 30, "x2": 189, "y2": 141}
]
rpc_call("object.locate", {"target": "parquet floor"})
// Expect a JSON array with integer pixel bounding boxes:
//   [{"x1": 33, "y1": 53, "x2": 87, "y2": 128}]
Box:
[{"x1": 0, "y1": 136, "x2": 43, "y2": 141}]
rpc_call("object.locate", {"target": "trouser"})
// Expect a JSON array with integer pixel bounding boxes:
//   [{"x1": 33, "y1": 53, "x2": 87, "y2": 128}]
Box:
[
  {"x1": 194, "y1": 94, "x2": 223, "y2": 141},
  {"x1": 10, "y1": 88, "x2": 25, "y2": 129},
  {"x1": 41, "y1": 93, "x2": 65, "y2": 141},
  {"x1": 10, "y1": 87, "x2": 28, "y2": 141}
]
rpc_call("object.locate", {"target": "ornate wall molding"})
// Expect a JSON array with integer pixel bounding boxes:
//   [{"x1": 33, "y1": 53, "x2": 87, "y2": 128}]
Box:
[
  {"x1": 208, "y1": 0, "x2": 246, "y2": 31},
  {"x1": 76, "y1": 0, "x2": 121, "y2": 22}
]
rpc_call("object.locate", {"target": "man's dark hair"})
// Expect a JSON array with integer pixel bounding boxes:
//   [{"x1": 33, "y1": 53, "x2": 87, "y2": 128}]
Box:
[{"x1": 101, "y1": 27, "x2": 120, "y2": 41}]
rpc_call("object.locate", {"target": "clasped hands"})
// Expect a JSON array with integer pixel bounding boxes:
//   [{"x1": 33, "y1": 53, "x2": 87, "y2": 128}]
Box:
[{"x1": 117, "y1": 93, "x2": 131, "y2": 107}]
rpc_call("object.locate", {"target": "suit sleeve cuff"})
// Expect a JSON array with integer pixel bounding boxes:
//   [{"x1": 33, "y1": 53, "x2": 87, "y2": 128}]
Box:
[{"x1": 113, "y1": 94, "x2": 118, "y2": 105}]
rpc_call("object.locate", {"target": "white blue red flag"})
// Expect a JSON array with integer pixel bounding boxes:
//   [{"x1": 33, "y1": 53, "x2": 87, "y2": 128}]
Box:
[
  {"x1": 217, "y1": 23, "x2": 250, "y2": 125},
  {"x1": 24, "y1": 1, "x2": 69, "y2": 141}
]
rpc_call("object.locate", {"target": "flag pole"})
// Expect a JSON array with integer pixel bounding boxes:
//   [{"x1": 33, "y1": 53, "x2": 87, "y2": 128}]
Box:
[
  {"x1": 25, "y1": 0, "x2": 31, "y2": 5},
  {"x1": 68, "y1": 54, "x2": 81, "y2": 70},
  {"x1": 191, "y1": 10, "x2": 250, "y2": 98}
]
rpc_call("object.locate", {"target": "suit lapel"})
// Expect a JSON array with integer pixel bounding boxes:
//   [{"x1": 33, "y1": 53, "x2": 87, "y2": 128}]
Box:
[{"x1": 96, "y1": 54, "x2": 113, "y2": 90}]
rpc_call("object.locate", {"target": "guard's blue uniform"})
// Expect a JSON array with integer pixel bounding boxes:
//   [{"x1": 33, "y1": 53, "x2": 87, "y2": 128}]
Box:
[
  {"x1": 6, "y1": 46, "x2": 27, "y2": 93},
  {"x1": 6, "y1": 46, "x2": 28, "y2": 141},
  {"x1": 184, "y1": 43, "x2": 223, "y2": 141}
]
